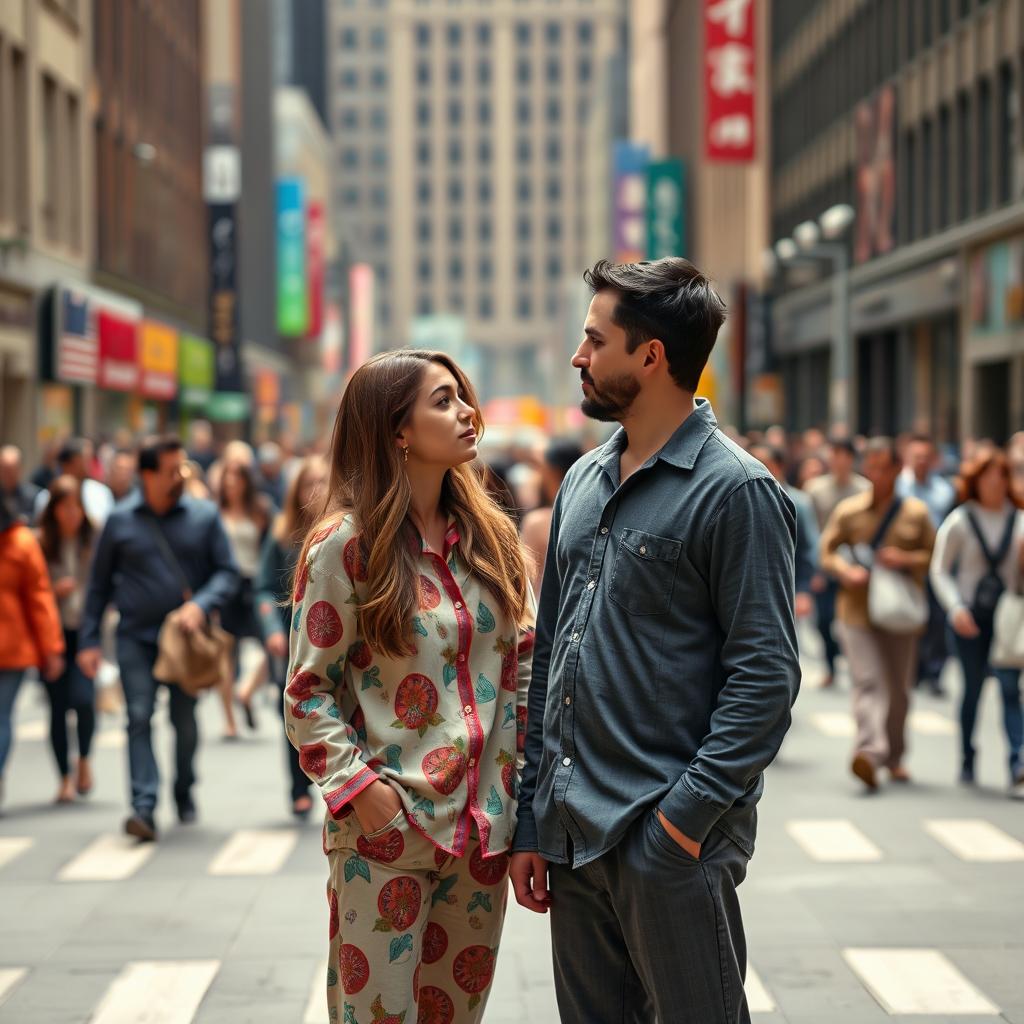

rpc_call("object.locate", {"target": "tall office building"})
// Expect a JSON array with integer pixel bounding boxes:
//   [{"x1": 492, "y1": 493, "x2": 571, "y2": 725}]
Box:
[
  {"x1": 770, "y1": 0, "x2": 1024, "y2": 441},
  {"x1": 327, "y1": 0, "x2": 625, "y2": 399}
]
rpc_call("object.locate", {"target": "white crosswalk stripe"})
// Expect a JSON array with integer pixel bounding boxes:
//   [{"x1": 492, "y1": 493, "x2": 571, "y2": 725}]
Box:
[
  {"x1": 924, "y1": 819, "x2": 1024, "y2": 862},
  {"x1": 786, "y1": 819, "x2": 883, "y2": 862},
  {"x1": 14, "y1": 719, "x2": 48, "y2": 743},
  {"x1": 90, "y1": 960, "x2": 220, "y2": 1024},
  {"x1": 303, "y1": 960, "x2": 329, "y2": 1024},
  {"x1": 842, "y1": 948, "x2": 1000, "y2": 1015},
  {"x1": 0, "y1": 968, "x2": 28, "y2": 1008},
  {"x1": 810, "y1": 709, "x2": 955, "y2": 739},
  {"x1": 207, "y1": 829, "x2": 300, "y2": 876},
  {"x1": 93, "y1": 728, "x2": 127, "y2": 750},
  {"x1": 907, "y1": 709, "x2": 957, "y2": 736},
  {"x1": 0, "y1": 837, "x2": 34, "y2": 871},
  {"x1": 58, "y1": 834, "x2": 157, "y2": 882},
  {"x1": 744, "y1": 965, "x2": 776, "y2": 1013},
  {"x1": 810, "y1": 711, "x2": 855, "y2": 737}
]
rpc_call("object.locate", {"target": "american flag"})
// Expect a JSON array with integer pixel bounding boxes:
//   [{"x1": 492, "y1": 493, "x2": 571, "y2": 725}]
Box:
[{"x1": 57, "y1": 290, "x2": 98, "y2": 383}]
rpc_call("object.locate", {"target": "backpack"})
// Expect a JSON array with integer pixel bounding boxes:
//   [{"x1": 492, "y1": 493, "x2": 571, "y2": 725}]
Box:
[{"x1": 964, "y1": 509, "x2": 1016, "y2": 624}]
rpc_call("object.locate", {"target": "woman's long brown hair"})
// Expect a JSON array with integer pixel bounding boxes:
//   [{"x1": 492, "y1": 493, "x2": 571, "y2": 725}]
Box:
[
  {"x1": 37, "y1": 474, "x2": 93, "y2": 562},
  {"x1": 296, "y1": 350, "x2": 529, "y2": 658}
]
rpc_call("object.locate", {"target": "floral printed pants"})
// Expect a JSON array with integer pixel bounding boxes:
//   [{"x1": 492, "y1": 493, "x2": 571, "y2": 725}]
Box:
[{"x1": 324, "y1": 814, "x2": 510, "y2": 1024}]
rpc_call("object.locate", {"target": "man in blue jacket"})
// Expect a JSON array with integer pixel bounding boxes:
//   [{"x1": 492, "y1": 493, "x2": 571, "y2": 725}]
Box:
[
  {"x1": 79, "y1": 436, "x2": 238, "y2": 841},
  {"x1": 511, "y1": 259, "x2": 801, "y2": 1024}
]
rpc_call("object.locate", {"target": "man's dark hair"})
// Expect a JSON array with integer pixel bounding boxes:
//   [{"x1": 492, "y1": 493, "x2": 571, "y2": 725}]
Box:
[
  {"x1": 138, "y1": 435, "x2": 184, "y2": 474},
  {"x1": 56, "y1": 438, "x2": 88, "y2": 466},
  {"x1": 827, "y1": 434, "x2": 856, "y2": 456},
  {"x1": 908, "y1": 433, "x2": 934, "y2": 448},
  {"x1": 582, "y1": 257, "x2": 727, "y2": 392},
  {"x1": 863, "y1": 435, "x2": 901, "y2": 467}
]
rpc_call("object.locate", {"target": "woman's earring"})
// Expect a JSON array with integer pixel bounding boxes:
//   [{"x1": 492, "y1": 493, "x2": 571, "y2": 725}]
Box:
[{"x1": 403, "y1": 446, "x2": 410, "y2": 463}]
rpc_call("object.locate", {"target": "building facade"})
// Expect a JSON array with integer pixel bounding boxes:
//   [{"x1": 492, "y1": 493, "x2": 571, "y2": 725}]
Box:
[
  {"x1": 327, "y1": 0, "x2": 625, "y2": 400},
  {"x1": 0, "y1": 0, "x2": 92, "y2": 458},
  {"x1": 771, "y1": 0, "x2": 1024, "y2": 443}
]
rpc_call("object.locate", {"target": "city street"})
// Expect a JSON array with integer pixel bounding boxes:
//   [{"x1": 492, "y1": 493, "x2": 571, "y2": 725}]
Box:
[{"x1": 2, "y1": 635, "x2": 1023, "y2": 1023}]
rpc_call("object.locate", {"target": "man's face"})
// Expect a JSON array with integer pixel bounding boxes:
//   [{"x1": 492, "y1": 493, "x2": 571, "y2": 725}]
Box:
[
  {"x1": 143, "y1": 449, "x2": 185, "y2": 507},
  {"x1": 108, "y1": 453, "x2": 137, "y2": 496},
  {"x1": 571, "y1": 291, "x2": 644, "y2": 423},
  {"x1": 907, "y1": 441, "x2": 934, "y2": 480},
  {"x1": 0, "y1": 451, "x2": 20, "y2": 491},
  {"x1": 862, "y1": 449, "x2": 899, "y2": 494},
  {"x1": 829, "y1": 445, "x2": 854, "y2": 478}
]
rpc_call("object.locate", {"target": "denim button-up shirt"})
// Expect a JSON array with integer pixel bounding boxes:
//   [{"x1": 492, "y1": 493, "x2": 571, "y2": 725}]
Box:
[{"x1": 513, "y1": 400, "x2": 801, "y2": 867}]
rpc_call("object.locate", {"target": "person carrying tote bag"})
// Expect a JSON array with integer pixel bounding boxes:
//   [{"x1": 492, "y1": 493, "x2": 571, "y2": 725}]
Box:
[{"x1": 929, "y1": 446, "x2": 1024, "y2": 796}]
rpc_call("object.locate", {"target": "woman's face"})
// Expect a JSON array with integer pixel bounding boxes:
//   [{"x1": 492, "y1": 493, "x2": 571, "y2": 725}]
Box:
[
  {"x1": 55, "y1": 493, "x2": 85, "y2": 537},
  {"x1": 222, "y1": 464, "x2": 245, "y2": 503},
  {"x1": 977, "y1": 462, "x2": 1008, "y2": 506},
  {"x1": 399, "y1": 362, "x2": 479, "y2": 469}
]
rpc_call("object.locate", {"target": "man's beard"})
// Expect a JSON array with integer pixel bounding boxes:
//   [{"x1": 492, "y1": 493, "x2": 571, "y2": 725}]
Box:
[
  {"x1": 580, "y1": 372, "x2": 641, "y2": 422},
  {"x1": 167, "y1": 482, "x2": 185, "y2": 505}
]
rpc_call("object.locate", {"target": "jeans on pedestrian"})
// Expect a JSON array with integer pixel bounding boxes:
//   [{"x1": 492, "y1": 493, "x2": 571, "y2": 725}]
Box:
[
  {"x1": 549, "y1": 811, "x2": 751, "y2": 1024},
  {"x1": 814, "y1": 579, "x2": 840, "y2": 676},
  {"x1": 44, "y1": 629, "x2": 96, "y2": 777},
  {"x1": 917, "y1": 582, "x2": 949, "y2": 685},
  {"x1": 270, "y1": 656, "x2": 310, "y2": 803},
  {"x1": 117, "y1": 635, "x2": 198, "y2": 816},
  {"x1": 0, "y1": 669, "x2": 26, "y2": 777},
  {"x1": 952, "y1": 621, "x2": 1023, "y2": 779}
]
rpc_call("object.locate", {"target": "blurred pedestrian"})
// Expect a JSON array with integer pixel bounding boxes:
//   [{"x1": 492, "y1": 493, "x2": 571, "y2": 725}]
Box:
[
  {"x1": 286, "y1": 350, "x2": 534, "y2": 1024},
  {"x1": 520, "y1": 439, "x2": 583, "y2": 593},
  {"x1": 805, "y1": 436, "x2": 871, "y2": 687},
  {"x1": 820, "y1": 438, "x2": 936, "y2": 790},
  {"x1": 511, "y1": 258, "x2": 799, "y2": 1024},
  {"x1": 0, "y1": 445, "x2": 41, "y2": 523},
  {"x1": 106, "y1": 448, "x2": 138, "y2": 504},
  {"x1": 899, "y1": 434, "x2": 956, "y2": 696},
  {"x1": 187, "y1": 419, "x2": 217, "y2": 473},
  {"x1": 217, "y1": 460, "x2": 273, "y2": 739},
  {"x1": 750, "y1": 444, "x2": 818, "y2": 621},
  {"x1": 0, "y1": 493, "x2": 64, "y2": 813},
  {"x1": 31, "y1": 437, "x2": 64, "y2": 492},
  {"x1": 77, "y1": 436, "x2": 239, "y2": 842},
  {"x1": 930, "y1": 448, "x2": 1024, "y2": 796},
  {"x1": 181, "y1": 460, "x2": 211, "y2": 501},
  {"x1": 253, "y1": 455, "x2": 327, "y2": 816},
  {"x1": 256, "y1": 442, "x2": 286, "y2": 508},
  {"x1": 37, "y1": 476, "x2": 97, "y2": 803},
  {"x1": 34, "y1": 438, "x2": 115, "y2": 528}
]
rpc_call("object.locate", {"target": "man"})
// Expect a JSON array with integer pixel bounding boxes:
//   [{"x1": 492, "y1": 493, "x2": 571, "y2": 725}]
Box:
[
  {"x1": 897, "y1": 434, "x2": 955, "y2": 695},
  {"x1": 0, "y1": 446, "x2": 41, "y2": 523},
  {"x1": 511, "y1": 258, "x2": 801, "y2": 1024},
  {"x1": 256, "y1": 441, "x2": 285, "y2": 507},
  {"x1": 750, "y1": 444, "x2": 818, "y2": 621},
  {"x1": 78, "y1": 436, "x2": 239, "y2": 841},
  {"x1": 804, "y1": 437, "x2": 871, "y2": 687},
  {"x1": 105, "y1": 448, "x2": 139, "y2": 503},
  {"x1": 820, "y1": 438, "x2": 935, "y2": 790},
  {"x1": 187, "y1": 419, "x2": 217, "y2": 473},
  {"x1": 33, "y1": 438, "x2": 115, "y2": 527}
]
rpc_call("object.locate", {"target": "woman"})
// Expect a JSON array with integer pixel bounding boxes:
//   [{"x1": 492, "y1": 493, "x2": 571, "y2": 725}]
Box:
[
  {"x1": 0, "y1": 495, "x2": 64, "y2": 812},
  {"x1": 520, "y1": 438, "x2": 582, "y2": 593},
  {"x1": 254, "y1": 454, "x2": 328, "y2": 817},
  {"x1": 37, "y1": 476, "x2": 97, "y2": 803},
  {"x1": 217, "y1": 460, "x2": 272, "y2": 738},
  {"x1": 930, "y1": 447, "x2": 1024, "y2": 796},
  {"x1": 286, "y1": 351, "x2": 534, "y2": 1024}
]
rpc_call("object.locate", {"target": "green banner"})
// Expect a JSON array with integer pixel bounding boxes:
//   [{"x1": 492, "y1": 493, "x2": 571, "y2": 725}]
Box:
[
  {"x1": 646, "y1": 159, "x2": 687, "y2": 260},
  {"x1": 206, "y1": 391, "x2": 251, "y2": 422},
  {"x1": 178, "y1": 333, "x2": 215, "y2": 407}
]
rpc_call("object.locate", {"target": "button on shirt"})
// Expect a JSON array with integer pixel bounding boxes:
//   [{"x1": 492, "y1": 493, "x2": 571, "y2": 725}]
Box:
[
  {"x1": 513, "y1": 399, "x2": 801, "y2": 867},
  {"x1": 285, "y1": 516, "x2": 535, "y2": 859}
]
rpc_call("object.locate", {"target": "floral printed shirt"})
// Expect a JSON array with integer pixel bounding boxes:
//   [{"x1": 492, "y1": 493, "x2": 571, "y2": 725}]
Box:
[{"x1": 286, "y1": 515, "x2": 534, "y2": 860}]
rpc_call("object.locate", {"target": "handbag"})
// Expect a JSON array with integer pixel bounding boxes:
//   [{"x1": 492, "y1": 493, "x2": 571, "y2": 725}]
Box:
[
  {"x1": 964, "y1": 509, "x2": 1016, "y2": 626},
  {"x1": 992, "y1": 588, "x2": 1024, "y2": 668},
  {"x1": 864, "y1": 498, "x2": 929, "y2": 634},
  {"x1": 144, "y1": 515, "x2": 234, "y2": 696}
]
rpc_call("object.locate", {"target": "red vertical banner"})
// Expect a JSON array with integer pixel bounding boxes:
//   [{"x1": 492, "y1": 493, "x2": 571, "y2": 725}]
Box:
[
  {"x1": 705, "y1": 0, "x2": 756, "y2": 162},
  {"x1": 305, "y1": 201, "x2": 325, "y2": 339}
]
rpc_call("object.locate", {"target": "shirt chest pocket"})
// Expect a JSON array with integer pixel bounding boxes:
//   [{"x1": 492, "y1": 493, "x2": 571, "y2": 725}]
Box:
[{"x1": 609, "y1": 529, "x2": 681, "y2": 616}]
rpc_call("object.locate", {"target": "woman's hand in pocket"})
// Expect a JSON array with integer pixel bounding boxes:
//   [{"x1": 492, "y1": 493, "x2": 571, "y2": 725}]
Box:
[{"x1": 351, "y1": 780, "x2": 404, "y2": 834}]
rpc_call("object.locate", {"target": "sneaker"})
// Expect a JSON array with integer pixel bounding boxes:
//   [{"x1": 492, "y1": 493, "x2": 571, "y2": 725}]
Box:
[
  {"x1": 888, "y1": 765, "x2": 912, "y2": 784},
  {"x1": 851, "y1": 753, "x2": 878, "y2": 790},
  {"x1": 176, "y1": 797, "x2": 197, "y2": 824},
  {"x1": 1011, "y1": 769, "x2": 1024, "y2": 801},
  {"x1": 124, "y1": 813, "x2": 157, "y2": 842},
  {"x1": 959, "y1": 766, "x2": 977, "y2": 786}
]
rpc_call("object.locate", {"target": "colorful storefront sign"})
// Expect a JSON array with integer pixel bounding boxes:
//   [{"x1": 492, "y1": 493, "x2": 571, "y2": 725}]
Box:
[
  {"x1": 139, "y1": 321, "x2": 179, "y2": 400},
  {"x1": 612, "y1": 142, "x2": 650, "y2": 264},
  {"x1": 646, "y1": 158, "x2": 687, "y2": 260},
  {"x1": 179, "y1": 333, "x2": 216, "y2": 407},
  {"x1": 306, "y1": 200, "x2": 325, "y2": 339},
  {"x1": 56, "y1": 289, "x2": 98, "y2": 384},
  {"x1": 97, "y1": 309, "x2": 139, "y2": 392},
  {"x1": 348, "y1": 263, "x2": 375, "y2": 371},
  {"x1": 705, "y1": 0, "x2": 756, "y2": 162},
  {"x1": 969, "y1": 235, "x2": 1024, "y2": 332},
  {"x1": 277, "y1": 177, "x2": 308, "y2": 337}
]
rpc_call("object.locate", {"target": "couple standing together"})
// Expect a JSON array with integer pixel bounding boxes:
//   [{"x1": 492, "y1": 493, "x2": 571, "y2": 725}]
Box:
[{"x1": 286, "y1": 258, "x2": 801, "y2": 1024}]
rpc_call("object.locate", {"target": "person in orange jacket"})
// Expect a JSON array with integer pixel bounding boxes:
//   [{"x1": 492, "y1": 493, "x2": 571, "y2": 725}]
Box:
[{"x1": 0, "y1": 494, "x2": 65, "y2": 811}]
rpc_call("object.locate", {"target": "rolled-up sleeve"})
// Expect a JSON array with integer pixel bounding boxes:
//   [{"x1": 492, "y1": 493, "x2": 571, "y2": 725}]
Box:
[{"x1": 659, "y1": 478, "x2": 801, "y2": 844}]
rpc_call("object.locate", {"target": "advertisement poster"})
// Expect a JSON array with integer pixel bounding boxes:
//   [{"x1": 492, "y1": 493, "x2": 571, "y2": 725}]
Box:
[
  {"x1": 277, "y1": 177, "x2": 308, "y2": 337},
  {"x1": 705, "y1": 0, "x2": 756, "y2": 162}
]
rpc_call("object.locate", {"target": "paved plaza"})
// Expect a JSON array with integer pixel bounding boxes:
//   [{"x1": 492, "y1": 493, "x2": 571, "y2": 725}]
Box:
[{"x1": 1, "y1": 639, "x2": 1023, "y2": 1022}]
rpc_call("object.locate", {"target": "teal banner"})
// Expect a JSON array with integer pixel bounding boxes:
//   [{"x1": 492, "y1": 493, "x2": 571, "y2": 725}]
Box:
[{"x1": 646, "y1": 159, "x2": 687, "y2": 260}]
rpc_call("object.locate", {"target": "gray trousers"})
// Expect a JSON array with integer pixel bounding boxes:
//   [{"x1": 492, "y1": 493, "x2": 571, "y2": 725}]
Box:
[{"x1": 549, "y1": 810, "x2": 751, "y2": 1024}]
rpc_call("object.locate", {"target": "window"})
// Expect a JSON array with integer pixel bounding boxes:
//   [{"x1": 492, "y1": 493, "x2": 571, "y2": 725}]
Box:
[
  {"x1": 448, "y1": 139, "x2": 463, "y2": 163},
  {"x1": 370, "y1": 26, "x2": 387, "y2": 49},
  {"x1": 340, "y1": 186, "x2": 360, "y2": 206},
  {"x1": 517, "y1": 295, "x2": 532, "y2": 318},
  {"x1": 370, "y1": 108, "x2": 387, "y2": 130},
  {"x1": 341, "y1": 68, "x2": 359, "y2": 88},
  {"x1": 516, "y1": 23, "x2": 532, "y2": 45},
  {"x1": 478, "y1": 139, "x2": 493, "y2": 163},
  {"x1": 479, "y1": 295, "x2": 494, "y2": 319},
  {"x1": 517, "y1": 257, "x2": 532, "y2": 281},
  {"x1": 478, "y1": 60, "x2": 491, "y2": 85},
  {"x1": 578, "y1": 20, "x2": 593, "y2": 45},
  {"x1": 903, "y1": 128, "x2": 917, "y2": 241},
  {"x1": 417, "y1": 101, "x2": 431, "y2": 127},
  {"x1": 517, "y1": 138, "x2": 532, "y2": 161},
  {"x1": 41, "y1": 76, "x2": 59, "y2": 242},
  {"x1": 448, "y1": 61, "x2": 462, "y2": 85},
  {"x1": 546, "y1": 216, "x2": 562, "y2": 240},
  {"x1": 978, "y1": 77, "x2": 992, "y2": 211},
  {"x1": 417, "y1": 180, "x2": 432, "y2": 202},
  {"x1": 957, "y1": 90, "x2": 971, "y2": 220},
  {"x1": 478, "y1": 180, "x2": 493, "y2": 203},
  {"x1": 417, "y1": 61, "x2": 430, "y2": 85},
  {"x1": 999, "y1": 63, "x2": 1015, "y2": 204},
  {"x1": 516, "y1": 58, "x2": 531, "y2": 85},
  {"x1": 546, "y1": 293, "x2": 561, "y2": 317},
  {"x1": 417, "y1": 140, "x2": 431, "y2": 163},
  {"x1": 66, "y1": 93, "x2": 81, "y2": 250},
  {"x1": 477, "y1": 24, "x2": 492, "y2": 46},
  {"x1": 517, "y1": 178, "x2": 532, "y2": 201},
  {"x1": 342, "y1": 147, "x2": 360, "y2": 168},
  {"x1": 479, "y1": 217, "x2": 493, "y2": 241},
  {"x1": 371, "y1": 187, "x2": 388, "y2": 208},
  {"x1": 418, "y1": 296, "x2": 433, "y2": 316},
  {"x1": 340, "y1": 108, "x2": 359, "y2": 129},
  {"x1": 938, "y1": 105, "x2": 951, "y2": 229},
  {"x1": 449, "y1": 218, "x2": 463, "y2": 242},
  {"x1": 341, "y1": 27, "x2": 358, "y2": 48},
  {"x1": 547, "y1": 255, "x2": 562, "y2": 277},
  {"x1": 578, "y1": 56, "x2": 592, "y2": 82},
  {"x1": 546, "y1": 22, "x2": 562, "y2": 45},
  {"x1": 417, "y1": 258, "x2": 432, "y2": 282},
  {"x1": 546, "y1": 58, "x2": 561, "y2": 84},
  {"x1": 517, "y1": 216, "x2": 531, "y2": 240},
  {"x1": 371, "y1": 223, "x2": 389, "y2": 245},
  {"x1": 478, "y1": 99, "x2": 492, "y2": 124},
  {"x1": 448, "y1": 24, "x2": 462, "y2": 45},
  {"x1": 371, "y1": 147, "x2": 388, "y2": 169},
  {"x1": 448, "y1": 180, "x2": 463, "y2": 203},
  {"x1": 516, "y1": 98, "x2": 531, "y2": 122},
  {"x1": 417, "y1": 219, "x2": 432, "y2": 243},
  {"x1": 416, "y1": 23, "x2": 431, "y2": 46},
  {"x1": 371, "y1": 67, "x2": 388, "y2": 88},
  {"x1": 449, "y1": 257, "x2": 464, "y2": 280},
  {"x1": 921, "y1": 118, "x2": 933, "y2": 236},
  {"x1": 546, "y1": 178, "x2": 561, "y2": 201},
  {"x1": 449, "y1": 100, "x2": 463, "y2": 125},
  {"x1": 480, "y1": 256, "x2": 493, "y2": 280},
  {"x1": 939, "y1": 0, "x2": 952, "y2": 34},
  {"x1": 546, "y1": 98, "x2": 561, "y2": 123},
  {"x1": 450, "y1": 294, "x2": 464, "y2": 314},
  {"x1": 546, "y1": 138, "x2": 561, "y2": 163}
]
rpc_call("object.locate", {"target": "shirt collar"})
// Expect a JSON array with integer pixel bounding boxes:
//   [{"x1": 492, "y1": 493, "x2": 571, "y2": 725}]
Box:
[
  {"x1": 130, "y1": 492, "x2": 185, "y2": 516},
  {"x1": 595, "y1": 398, "x2": 719, "y2": 477},
  {"x1": 411, "y1": 516, "x2": 461, "y2": 559}
]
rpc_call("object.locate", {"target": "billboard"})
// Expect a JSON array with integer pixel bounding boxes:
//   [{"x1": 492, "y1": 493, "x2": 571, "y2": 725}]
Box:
[
  {"x1": 646, "y1": 159, "x2": 687, "y2": 259},
  {"x1": 854, "y1": 84, "x2": 897, "y2": 264},
  {"x1": 612, "y1": 141, "x2": 650, "y2": 263},
  {"x1": 348, "y1": 264, "x2": 375, "y2": 372},
  {"x1": 277, "y1": 177, "x2": 308, "y2": 336},
  {"x1": 305, "y1": 200, "x2": 325, "y2": 339},
  {"x1": 705, "y1": 0, "x2": 756, "y2": 162}
]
